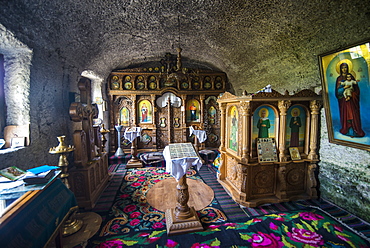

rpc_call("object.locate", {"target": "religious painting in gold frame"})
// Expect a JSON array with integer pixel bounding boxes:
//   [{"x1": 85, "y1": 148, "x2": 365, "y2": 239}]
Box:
[
  {"x1": 289, "y1": 147, "x2": 301, "y2": 161},
  {"x1": 186, "y1": 99, "x2": 200, "y2": 123},
  {"x1": 285, "y1": 105, "x2": 306, "y2": 150},
  {"x1": 119, "y1": 107, "x2": 130, "y2": 126},
  {"x1": 208, "y1": 106, "x2": 217, "y2": 124},
  {"x1": 138, "y1": 100, "x2": 152, "y2": 124},
  {"x1": 252, "y1": 105, "x2": 277, "y2": 149},
  {"x1": 228, "y1": 105, "x2": 239, "y2": 152},
  {"x1": 319, "y1": 40, "x2": 370, "y2": 150}
]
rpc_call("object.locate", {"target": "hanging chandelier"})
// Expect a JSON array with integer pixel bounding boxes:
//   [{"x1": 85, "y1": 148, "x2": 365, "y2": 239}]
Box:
[{"x1": 160, "y1": 15, "x2": 198, "y2": 88}]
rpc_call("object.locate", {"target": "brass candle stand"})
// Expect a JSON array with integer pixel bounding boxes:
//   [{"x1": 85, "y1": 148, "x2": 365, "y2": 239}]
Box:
[
  {"x1": 100, "y1": 124, "x2": 110, "y2": 153},
  {"x1": 49, "y1": 135, "x2": 75, "y2": 188},
  {"x1": 49, "y1": 136, "x2": 83, "y2": 237}
]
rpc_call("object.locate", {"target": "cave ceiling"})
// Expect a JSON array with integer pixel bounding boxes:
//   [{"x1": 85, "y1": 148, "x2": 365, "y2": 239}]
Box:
[{"x1": 1, "y1": 0, "x2": 370, "y2": 94}]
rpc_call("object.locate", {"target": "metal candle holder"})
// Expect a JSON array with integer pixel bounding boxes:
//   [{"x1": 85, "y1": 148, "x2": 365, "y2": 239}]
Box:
[
  {"x1": 49, "y1": 135, "x2": 82, "y2": 236},
  {"x1": 49, "y1": 135, "x2": 74, "y2": 188},
  {"x1": 100, "y1": 124, "x2": 110, "y2": 153},
  {"x1": 114, "y1": 125, "x2": 125, "y2": 156}
]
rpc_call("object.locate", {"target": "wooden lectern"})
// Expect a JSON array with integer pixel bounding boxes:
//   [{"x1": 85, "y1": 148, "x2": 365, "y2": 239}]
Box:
[{"x1": 163, "y1": 143, "x2": 204, "y2": 235}]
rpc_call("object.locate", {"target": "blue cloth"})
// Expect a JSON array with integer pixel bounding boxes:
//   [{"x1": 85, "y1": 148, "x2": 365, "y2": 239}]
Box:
[
  {"x1": 27, "y1": 165, "x2": 59, "y2": 174},
  {"x1": 0, "y1": 179, "x2": 77, "y2": 248}
]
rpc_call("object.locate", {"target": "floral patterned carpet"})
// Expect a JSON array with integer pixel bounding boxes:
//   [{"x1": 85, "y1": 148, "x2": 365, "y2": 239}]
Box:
[
  {"x1": 98, "y1": 167, "x2": 226, "y2": 237},
  {"x1": 85, "y1": 166, "x2": 370, "y2": 247},
  {"x1": 89, "y1": 208, "x2": 370, "y2": 247}
]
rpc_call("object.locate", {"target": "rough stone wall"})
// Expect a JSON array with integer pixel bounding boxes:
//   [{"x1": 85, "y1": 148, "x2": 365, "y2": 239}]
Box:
[
  {"x1": 319, "y1": 110, "x2": 370, "y2": 222},
  {"x1": 0, "y1": 24, "x2": 78, "y2": 168},
  {"x1": 0, "y1": 0, "x2": 369, "y2": 221}
]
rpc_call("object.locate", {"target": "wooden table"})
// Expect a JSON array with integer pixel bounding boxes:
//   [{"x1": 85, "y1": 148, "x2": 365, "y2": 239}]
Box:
[{"x1": 146, "y1": 178, "x2": 214, "y2": 212}]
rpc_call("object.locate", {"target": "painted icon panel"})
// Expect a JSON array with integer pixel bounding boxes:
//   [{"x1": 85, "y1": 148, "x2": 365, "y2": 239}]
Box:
[
  {"x1": 228, "y1": 106, "x2": 238, "y2": 152},
  {"x1": 186, "y1": 99, "x2": 200, "y2": 122},
  {"x1": 286, "y1": 105, "x2": 306, "y2": 148},
  {"x1": 138, "y1": 100, "x2": 152, "y2": 123}
]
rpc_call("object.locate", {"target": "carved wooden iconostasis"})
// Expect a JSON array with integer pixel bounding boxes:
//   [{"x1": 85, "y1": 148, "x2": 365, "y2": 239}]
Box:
[
  {"x1": 108, "y1": 51, "x2": 228, "y2": 152},
  {"x1": 217, "y1": 89, "x2": 322, "y2": 207}
]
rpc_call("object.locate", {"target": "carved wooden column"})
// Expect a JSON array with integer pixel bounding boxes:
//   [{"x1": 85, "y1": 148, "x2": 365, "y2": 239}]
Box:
[
  {"x1": 278, "y1": 100, "x2": 291, "y2": 162},
  {"x1": 277, "y1": 164, "x2": 287, "y2": 200},
  {"x1": 199, "y1": 95, "x2": 205, "y2": 128},
  {"x1": 219, "y1": 103, "x2": 227, "y2": 151},
  {"x1": 181, "y1": 95, "x2": 187, "y2": 142},
  {"x1": 167, "y1": 97, "x2": 171, "y2": 144},
  {"x1": 304, "y1": 113, "x2": 311, "y2": 155},
  {"x1": 175, "y1": 174, "x2": 191, "y2": 218},
  {"x1": 151, "y1": 94, "x2": 157, "y2": 148},
  {"x1": 151, "y1": 94, "x2": 156, "y2": 125},
  {"x1": 307, "y1": 162, "x2": 318, "y2": 198},
  {"x1": 240, "y1": 101, "x2": 251, "y2": 163},
  {"x1": 308, "y1": 100, "x2": 322, "y2": 160},
  {"x1": 130, "y1": 95, "x2": 137, "y2": 126},
  {"x1": 199, "y1": 94, "x2": 205, "y2": 150},
  {"x1": 109, "y1": 94, "x2": 116, "y2": 152}
]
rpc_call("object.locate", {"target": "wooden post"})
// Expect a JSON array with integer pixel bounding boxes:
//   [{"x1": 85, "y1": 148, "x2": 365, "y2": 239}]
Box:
[
  {"x1": 240, "y1": 101, "x2": 251, "y2": 163},
  {"x1": 278, "y1": 100, "x2": 291, "y2": 162},
  {"x1": 165, "y1": 174, "x2": 204, "y2": 235},
  {"x1": 308, "y1": 100, "x2": 322, "y2": 160}
]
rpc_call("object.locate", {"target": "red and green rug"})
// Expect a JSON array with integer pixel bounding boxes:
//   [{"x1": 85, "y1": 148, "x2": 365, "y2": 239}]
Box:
[
  {"x1": 97, "y1": 167, "x2": 227, "y2": 237},
  {"x1": 89, "y1": 208, "x2": 370, "y2": 247},
  {"x1": 86, "y1": 165, "x2": 370, "y2": 247}
]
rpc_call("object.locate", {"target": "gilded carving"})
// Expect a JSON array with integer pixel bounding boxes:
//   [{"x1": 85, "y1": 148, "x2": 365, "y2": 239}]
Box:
[
  {"x1": 226, "y1": 156, "x2": 242, "y2": 189},
  {"x1": 239, "y1": 101, "x2": 251, "y2": 115},
  {"x1": 286, "y1": 168, "x2": 305, "y2": 190},
  {"x1": 277, "y1": 100, "x2": 291, "y2": 162},
  {"x1": 253, "y1": 89, "x2": 283, "y2": 98},
  {"x1": 309, "y1": 100, "x2": 322, "y2": 115},
  {"x1": 278, "y1": 100, "x2": 291, "y2": 115},
  {"x1": 218, "y1": 91, "x2": 236, "y2": 101},
  {"x1": 308, "y1": 100, "x2": 322, "y2": 160},
  {"x1": 90, "y1": 169, "x2": 96, "y2": 191},
  {"x1": 72, "y1": 173, "x2": 85, "y2": 196},
  {"x1": 253, "y1": 170, "x2": 274, "y2": 189},
  {"x1": 278, "y1": 165, "x2": 287, "y2": 191},
  {"x1": 292, "y1": 89, "x2": 320, "y2": 97},
  {"x1": 216, "y1": 89, "x2": 321, "y2": 207},
  {"x1": 307, "y1": 163, "x2": 317, "y2": 190}
]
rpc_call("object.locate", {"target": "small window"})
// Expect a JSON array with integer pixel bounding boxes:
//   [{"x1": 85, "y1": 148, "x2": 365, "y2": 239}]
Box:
[{"x1": 0, "y1": 24, "x2": 32, "y2": 150}]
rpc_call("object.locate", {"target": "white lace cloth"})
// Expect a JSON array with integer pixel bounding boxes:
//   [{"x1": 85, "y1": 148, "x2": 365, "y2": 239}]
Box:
[
  {"x1": 189, "y1": 126, "x2": 207, "y2": 143},
  {"x1": 163, "y1": 145, "x2": 202, "y2": 181},
  {"x1": 123, "y1": 127, "x2": 142, "y2": 143}
]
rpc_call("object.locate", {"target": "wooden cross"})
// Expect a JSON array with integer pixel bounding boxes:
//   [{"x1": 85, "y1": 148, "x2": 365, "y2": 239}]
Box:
[{"x1": 69, "y1": 77, "x2": 99, "y2": 165}]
